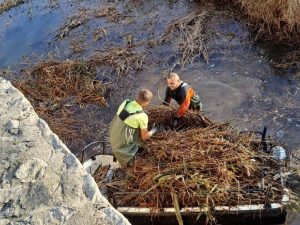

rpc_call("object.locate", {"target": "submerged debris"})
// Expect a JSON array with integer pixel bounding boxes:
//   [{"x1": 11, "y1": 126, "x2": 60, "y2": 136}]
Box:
[
  {"x1": 95, "y1": 6, "x2": 123, "y2": 22},
  {"x1": 70, "y1": 39, "x2": 86, "y2": 54},
  {"x1": 93, "y1": 28, "x2": 108, "y2": 42},
  {"x1": 273, "y1": 49, "x2": 300, "y2": 69},
  {"x1": 0, "y1": 0, "x2": 24, "y2": 14},
  {"x1": 89, "y1": 48, "x2": 144, "y2": 76},
  {"x1": 56, "y1": 10, "x2": 90, "y2": 40},
  {"x1": 163, "y1": 10, "x2": 211, "y2": 66}
]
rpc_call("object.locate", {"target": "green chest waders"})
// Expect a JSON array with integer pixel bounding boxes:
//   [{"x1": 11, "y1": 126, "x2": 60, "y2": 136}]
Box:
[{"x1": 109, "y1": 101, "x2": 143, "y2": 166}]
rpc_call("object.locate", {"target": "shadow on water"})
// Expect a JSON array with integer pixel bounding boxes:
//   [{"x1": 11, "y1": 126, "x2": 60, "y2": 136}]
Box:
[{"x1": 0, "y1": 1, "x2": 300, "y2": 224}]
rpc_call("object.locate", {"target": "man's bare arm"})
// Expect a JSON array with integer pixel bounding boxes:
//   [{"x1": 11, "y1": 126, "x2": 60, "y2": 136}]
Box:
[{"x1": 140, "y1": 128, "x2": 157, "y2": 140}]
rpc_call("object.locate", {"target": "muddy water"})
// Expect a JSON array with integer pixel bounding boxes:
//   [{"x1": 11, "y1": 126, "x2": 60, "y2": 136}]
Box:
[
  {"x1": 145, "y1": 12, "x2": 300, "y2": 151},
  {"x1": 0, "y1": 0, "x2": 299, "y2": 224}
]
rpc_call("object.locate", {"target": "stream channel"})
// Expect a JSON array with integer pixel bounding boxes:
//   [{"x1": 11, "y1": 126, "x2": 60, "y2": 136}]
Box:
[{"x1": 0, "y1": 0, "x2": 299, "y2": 224}]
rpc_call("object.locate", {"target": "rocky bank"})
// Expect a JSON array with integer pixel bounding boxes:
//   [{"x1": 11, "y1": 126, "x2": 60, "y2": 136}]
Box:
[{"x1": 0, "y1": 77, "x2": 130, "y2": 225}]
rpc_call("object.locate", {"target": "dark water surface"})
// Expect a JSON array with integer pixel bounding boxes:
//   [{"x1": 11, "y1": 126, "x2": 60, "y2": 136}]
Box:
[{"x1": 0, "y1": 0, "x2": 299, "y2": 224}]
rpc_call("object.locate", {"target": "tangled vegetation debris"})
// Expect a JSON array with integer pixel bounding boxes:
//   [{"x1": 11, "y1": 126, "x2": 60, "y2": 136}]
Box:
[
  {"x1": 95, "y1": 107, "x2": 285, "y2": 223},
  {"x1": 70, "y1": 39, "x2": 86, "y2": 54},
  {"x1": 0, "y1": 0, "x2": 24, "y2": 14},
  {"x1": 163, "y1": 10, "x2": 211, "y2": 66},
  {"x1": 273, "y1": 49, "x2": 300, "y2": 70},
  {"x1": 12, "y1": 47, "x2": 144, "y2": 151},
  {"x1": 56, "y1": 10, "x2": 91, "y2": 40},
  {"x1": 89, "y1": 48, "x2": 144, "y2": 76},
  {"x1": 95, "y1": 6, "x2": 123, "y2": 22},
  {"x1": 93, "y1": 28, "x2": 108, "y2": 42},
  {"x1": 14, "y1": 60, "x2": 108, "y2": 147}
]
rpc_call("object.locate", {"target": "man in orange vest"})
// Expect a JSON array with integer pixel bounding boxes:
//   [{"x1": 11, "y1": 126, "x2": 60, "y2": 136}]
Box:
[{"x1": 162, "y1": 72, "x2": 202, "y2": 125}]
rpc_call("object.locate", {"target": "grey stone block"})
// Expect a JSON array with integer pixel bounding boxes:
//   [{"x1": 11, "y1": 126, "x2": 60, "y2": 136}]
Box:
[
  {"x1": 50, "y1": 134, "x2": 63, "y2": 150},
  {"x1": 82, "y1": 174, "x2": 111, "y2": 207},
  {"x1": 5, "y1": 120, "x2": 19, "y2": 135},
  {"x1": 0, "y1": 78, "x2": 131, "y2": 224},
  {"x1": 63, "y1": 154, "x2": 78, "y2": 168},
  {"x1": 0, "y1": 219, "x2": 10, "y2": 225},
  {"x1": 50, "y1": 205, "x2": 76, "y2": 223},
  {"x1": 15, "y1": 158, "x2": 48, "y2": 183}
]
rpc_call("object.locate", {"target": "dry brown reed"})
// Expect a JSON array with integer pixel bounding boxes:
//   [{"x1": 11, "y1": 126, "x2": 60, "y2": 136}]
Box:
[
  {"x1": 56, "y1": 10, "x2": 90, "y2": 40},
  {"x1": 18, "y1": 60, "x2": 108, "y2": 106},
  {"x1": 162, "y1": 10, "x2": 210, "y2": 66},
  {"x1": 14, "y1": 60, "x2": 108, "y2": 147},
  {"x1": 273, "y1": 49, "x2": 300, "y2": 69},
  {"x1": 146, "y1": 105, "x2": 213, "y2": 129},
  {"x1": 97, "y1": 107, "x2": 284, "y2": 223},
  {"x1": 93, "y1": 28, "x2": 107, "y2": 42},
  {"x1": 89, "y1": 48, "x2": 144, "y2": 76},
  {"x1": 232, "y1": 0, "x2": 300, "y2": 43},
  {"x1": 95, "y1": 6, "x2": 123, "y2": 22},
  {"x1": 13, "y1": 47, "x2": 144, "y2": 151},
  {"x1": 0, "y1": 0, "x2": 24, "y2": 14}
]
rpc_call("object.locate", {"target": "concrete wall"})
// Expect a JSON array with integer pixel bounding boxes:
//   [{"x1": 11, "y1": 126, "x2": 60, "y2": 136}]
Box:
[{"x1": 0, "y1": 77, "x2": 130, "y2": 225}]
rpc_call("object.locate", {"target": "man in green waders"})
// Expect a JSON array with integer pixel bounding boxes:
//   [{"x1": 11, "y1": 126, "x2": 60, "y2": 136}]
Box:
[{"x1": 109, "y1": 89, "x2": 157, "y2": 167}]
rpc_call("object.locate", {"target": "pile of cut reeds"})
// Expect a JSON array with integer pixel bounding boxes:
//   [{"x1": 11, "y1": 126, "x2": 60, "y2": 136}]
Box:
[
  {"x1": 99, "y1": 107, "x2": 284, "y2": 223},
  {"x1": 146, "y1": 105, "x2": 213, "y2": 130}
]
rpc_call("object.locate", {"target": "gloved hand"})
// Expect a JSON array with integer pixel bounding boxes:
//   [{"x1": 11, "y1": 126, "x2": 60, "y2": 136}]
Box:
[
  {"x1": 149, "y1": 123, "x2": 158, "y2": 136},
  {"x1": 172, "y1": 116, "x2": 181, "y2": 127},
  {"x1": 150, "y1": 123, "x2": 156, "y2": 130}
]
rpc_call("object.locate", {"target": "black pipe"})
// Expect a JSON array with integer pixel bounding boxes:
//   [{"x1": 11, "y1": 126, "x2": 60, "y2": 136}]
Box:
[
  {"x1": 262, "y1": 126, "x2": 267, "y2": 140},
  {"x1": 261, "y1": 126, "x2": 268, "y2": 153}
]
